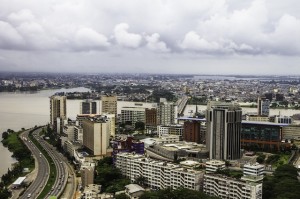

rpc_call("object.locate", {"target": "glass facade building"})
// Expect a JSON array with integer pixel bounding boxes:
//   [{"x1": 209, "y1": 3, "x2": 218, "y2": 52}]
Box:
[{"x1": 241, "y1": 121, "x2": 287, "y2": 151}]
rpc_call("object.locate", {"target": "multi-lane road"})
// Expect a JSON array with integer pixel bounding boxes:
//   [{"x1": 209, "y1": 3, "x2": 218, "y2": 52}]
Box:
[
  {"x1": 19, "y1": 127, "x2": 76, "y2": 199},
  {"x1": 19, "y1": 129, "x2": 50, "y2": 199}
]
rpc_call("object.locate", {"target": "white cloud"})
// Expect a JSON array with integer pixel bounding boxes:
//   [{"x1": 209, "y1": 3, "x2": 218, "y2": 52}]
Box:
[
  {"x1": 180, "y1": 31, "x2": 221, "y2": 52},
  {"x1": 74, "y1": 28, "x2": 110, "y2": 50},
  {"x1": 145, "y1": 33, "x2": 170, "y2": 52},
  {"x1": 113, "y1": 23, "x2": 142, "y2": 48}
]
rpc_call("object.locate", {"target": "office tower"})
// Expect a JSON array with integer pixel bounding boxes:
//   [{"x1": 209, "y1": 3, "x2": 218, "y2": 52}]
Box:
[
  {"x1": 101, "y1": 95, "x2": 117, "y2": 116},
  {"x1": 80, "y1": 100, "x2": 97, "y2": 114},
  {"x1": 157, "y1": 98, "x2": 178, "y2": 125},
  {"x1": 206, "y1": 101, "x2": 242, "y2": 160},
  {"x1": 50, "y1": 95, "x2": 67, "y2": 133},
  {"x1": 257, "y1": 96, "x2": 270, "y2": 116},
  {"x1": 82, "y1": 115, "x2": 110, "y2": 156}
]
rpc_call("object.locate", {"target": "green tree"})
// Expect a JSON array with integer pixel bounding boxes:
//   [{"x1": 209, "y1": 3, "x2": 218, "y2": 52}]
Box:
[
  {"x1": 115, "y1": 193, "x2": 130, "y2": 199},
  {"x1": 135, "y1": 122, "x2": 145, "y2": 131}
]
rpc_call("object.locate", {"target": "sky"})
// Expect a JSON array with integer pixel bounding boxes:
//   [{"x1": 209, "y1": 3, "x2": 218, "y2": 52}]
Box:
[{"x1": 0, "y1": 0, "x2": 300, "y2": 75}]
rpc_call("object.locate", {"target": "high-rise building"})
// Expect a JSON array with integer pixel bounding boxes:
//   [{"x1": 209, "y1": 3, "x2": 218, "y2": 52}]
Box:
[
  {"x1": 50, "y1": 95, "x2": 67, "y2": 133},
  {"x1": 82, "y1": 115, "x2": 110, "y2": 156},
  {"x1": 206, "y1": 101, "x2": 242, "y2": 160},
  {"x1": 157, "y1": 98, "x2": 178, "y2": 125},
  {"x1": 80, "y1": 100, "x2": 97, "y2": 114},
  {"x1": 257, "y1": 96, "x2": 270, "y2": 116},
  {"x1": 101, "y1": 95, "x2": 117, "y2": 116}
]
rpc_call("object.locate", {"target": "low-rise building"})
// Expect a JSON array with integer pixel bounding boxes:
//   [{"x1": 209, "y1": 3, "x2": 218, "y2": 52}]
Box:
[
  {"x1": 125, "y1": 184, "x2": 145, "y2": 199},
  {"x1": 203, "y1": 174, "x2": 263, "y2": 199},
  {"x1": 205, "y1": 160, "x2": 226, "y2": 174},
  {"x1": 243, "y1": 163, "x2": 264, "y2": 177}
]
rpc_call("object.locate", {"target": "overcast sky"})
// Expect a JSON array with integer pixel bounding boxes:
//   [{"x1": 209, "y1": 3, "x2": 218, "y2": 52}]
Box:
[{"x1": 0, "y1": 0, "x2": 300, "y2": 75}]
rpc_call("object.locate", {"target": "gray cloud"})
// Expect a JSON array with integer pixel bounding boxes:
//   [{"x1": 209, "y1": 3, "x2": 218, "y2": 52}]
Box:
[{"x1": 0, "y1": 0, "x2": 299, "y2": 74}]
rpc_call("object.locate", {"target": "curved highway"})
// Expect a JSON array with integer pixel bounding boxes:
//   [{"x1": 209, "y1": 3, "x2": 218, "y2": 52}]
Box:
[
  {"x1": 19, "y1": 127, "x2": 76, "y2": 199},
  {"x1": 19, "y1": 128, "x2": 50, "y2": 199}
]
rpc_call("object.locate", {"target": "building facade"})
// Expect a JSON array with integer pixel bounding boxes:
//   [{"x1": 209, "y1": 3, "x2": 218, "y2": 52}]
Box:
[
  {"x1": 115, "y1": 153, "x2": 204, "y2": 191},
  {"x1": 206, "y1": 101, "x2": 242, "y2": 160},
  {"x1": 50, "y1": 95, "x2": 67, "y2": 133},
  {"x1": 241, "y1": 121, "x2": 287, "y2": 151},
  {"x1": 82, "y1": 116, "x2": 110, "y2": 156},
  {"x1": 157, "y1": 98, "x2": 178, "y2": 125},
  {"x1": 81, "y1": 100, "x2": 97, "y2": 114},
  {"x1": 203, "y1": 174, "x2": 263, "y2": 199},
  {"x1": 101, "y1": 95, "x2": 117, "y2": 116},
  {"x1": 157, "y1": 125, "x2": 183, "y2": 138},
  {"x1": 145, "y1": 108, "x2": 157, "y2": 127},
  {"x1": 257, "y1": 97, "x2": 270, "y2": 117},
  {"x1": 121, "y1": 107, "x2": 145, "y2": 128}
]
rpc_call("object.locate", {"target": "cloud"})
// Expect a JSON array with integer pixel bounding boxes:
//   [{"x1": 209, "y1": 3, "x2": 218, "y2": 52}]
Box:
[
  {"x1": 113, "y1": 23, "x2": 142, "y2": 48},
  {"x1": 0, "y1": 21, "x2": 24, "y2": 49},
  {"x1": 145, "y1": 33, "x2": 170, "y2": 52},
  {"x1": 180, "y1": 31, "x2": 221, "y2": 52},
  {"x1": 74, "y1": 28, "x2": 110, "y2": 50}
]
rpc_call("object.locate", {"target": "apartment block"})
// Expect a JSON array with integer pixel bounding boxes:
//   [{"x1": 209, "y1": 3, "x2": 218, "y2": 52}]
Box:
[
  {"x1": 203, "y1": 174, "x2": 263, "y2": 199},
  {"x1": 115, "y1": 153, "x2": 204, "y2": 191}
]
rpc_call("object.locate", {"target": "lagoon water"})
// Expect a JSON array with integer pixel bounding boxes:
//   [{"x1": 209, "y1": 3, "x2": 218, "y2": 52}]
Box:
[{"x1": 0, "y1": 87, "x2": 90, "y2": 177}]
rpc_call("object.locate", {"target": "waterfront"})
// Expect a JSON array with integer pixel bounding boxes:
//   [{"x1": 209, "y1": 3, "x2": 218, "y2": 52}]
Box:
[
  {"x1": 1, "y1": 89, "x2": 299, "y2": 177},
  {"x1": 0, "y1": 87, "x2": 90, "y2": 177}
]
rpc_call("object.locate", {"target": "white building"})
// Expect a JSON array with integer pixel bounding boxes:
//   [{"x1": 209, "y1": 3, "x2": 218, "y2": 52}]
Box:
[
  {"x1": 243, "y1": 163, "x2": 264, "y2": 177},
  {"x1": 203, "y1": 174, "x2": 263, "y2": 199},
  {"x1": 115, "y1": 153, "x2": 204, "y2": 191},
  {"x1": 205, "y1": 160, "x2": 226, "y2": 174},
  {"x1": 157, "y1": 125, "x2": 183, "y2": 138},
  {"x1": 81, "y1": 184, "x2": 101, "y2": 199}
]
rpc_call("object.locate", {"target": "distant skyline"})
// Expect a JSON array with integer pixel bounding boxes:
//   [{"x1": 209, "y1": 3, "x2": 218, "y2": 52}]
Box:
[{"x1": 0, "y1": 0, "x2": 300, "y2": 75}]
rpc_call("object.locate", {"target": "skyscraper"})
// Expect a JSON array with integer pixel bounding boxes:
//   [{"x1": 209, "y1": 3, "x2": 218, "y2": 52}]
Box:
[
  {"x1": 257, "y1": 96, "x2": 270, "y2": 117},
  {"x1": 157, "y1": 98, "x2": 177, "y2": 125},
  {"x1": 206, "y1": 101, "x2": 242, "y2": 160},
  {"x1": 80, "y1": 100, "x2": 97, "y2": 114},
  {"x1": 101, "y1": 94, "x2": 117, "y2": 116},
  {"x1": 50, "y1": 95, "x2": 67, "y2": 133}
]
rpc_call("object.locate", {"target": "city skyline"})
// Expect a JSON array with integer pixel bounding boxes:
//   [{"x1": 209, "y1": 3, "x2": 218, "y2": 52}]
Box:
[{"x1": 0, "y1": 0, "x2": 300, "y2": 75}]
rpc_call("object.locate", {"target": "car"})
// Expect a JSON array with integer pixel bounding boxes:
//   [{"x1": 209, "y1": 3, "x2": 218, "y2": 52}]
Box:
[{"x1": 27, "y1": 193, "x2": 31, "y2": 198}]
